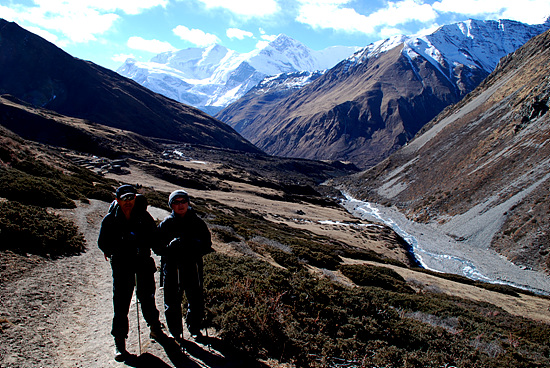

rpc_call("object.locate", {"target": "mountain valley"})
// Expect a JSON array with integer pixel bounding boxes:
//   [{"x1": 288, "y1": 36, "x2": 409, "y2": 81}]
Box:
[
  {"x1": 218, "y1": 18, "x2": 550, "y2": 169},
  {"x1": 2, "y1": 16, "x2": 550, "y2": 368},
  {"x1": 335, "y1": 28, "x2": 550, "y2": 277}
]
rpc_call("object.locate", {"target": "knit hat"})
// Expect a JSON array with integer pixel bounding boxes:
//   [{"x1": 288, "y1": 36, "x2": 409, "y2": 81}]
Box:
[
  {"x1": 116, "y1": 184, "x2": 137, "y2": 199},
  {"x1": 168, "y1": 190, "x2": 189, "y2": 207}
]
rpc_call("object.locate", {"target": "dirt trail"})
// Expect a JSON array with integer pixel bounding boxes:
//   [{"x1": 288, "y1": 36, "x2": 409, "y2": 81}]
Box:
[{"x1": 0, "y1": 200, "x2": 267, "y2": 368}]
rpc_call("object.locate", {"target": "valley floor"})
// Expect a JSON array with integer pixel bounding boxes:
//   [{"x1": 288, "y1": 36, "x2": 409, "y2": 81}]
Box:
[{"x1": 2, "y1": 162, "x2": 550, "y2": 367}]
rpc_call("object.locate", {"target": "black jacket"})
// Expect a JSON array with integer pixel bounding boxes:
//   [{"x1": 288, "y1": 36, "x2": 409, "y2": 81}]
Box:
[
  {"x1": 157, "y1": 208, "x2": 212, "y2": 263},
  {"x1": 98, "y1": 204, "x2": 157, "y2": 261}
]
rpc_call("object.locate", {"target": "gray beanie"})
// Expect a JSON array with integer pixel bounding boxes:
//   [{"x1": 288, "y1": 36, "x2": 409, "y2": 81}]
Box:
[{"x1": 168, "y1": 190, "x2": 189, "y2": 207}]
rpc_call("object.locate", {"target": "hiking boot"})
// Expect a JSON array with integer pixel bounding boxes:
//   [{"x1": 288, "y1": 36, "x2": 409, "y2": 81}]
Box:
[
  {"x1": 171, "y1": 334, "x2": 186, "y2": 348},
  {"x1": 114, "y1": 338, "x2": 128, "y2": 362},
  {"x1": 149, "y1": 326, "x2": 167, "y2": 342}
]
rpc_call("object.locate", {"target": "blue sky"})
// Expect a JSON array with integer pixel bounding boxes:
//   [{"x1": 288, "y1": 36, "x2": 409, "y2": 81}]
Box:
[{"x1": 1, "y1": 0, "x2": 550, "y2": 71}]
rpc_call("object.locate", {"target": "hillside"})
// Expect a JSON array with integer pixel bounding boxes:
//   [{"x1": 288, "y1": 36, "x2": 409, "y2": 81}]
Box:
[
  {"x1": 0, "y1": 19, "x2": 259, "y2": 153},
  {"x1": 218, "y1": 19, "x2": 550, "y2": 169},
  {"x1": 2, "y1": 123, "x2": 550, "y2": 367},
  {"x1": 335, "y1": 28, "x2": 550, "y2": 274}
]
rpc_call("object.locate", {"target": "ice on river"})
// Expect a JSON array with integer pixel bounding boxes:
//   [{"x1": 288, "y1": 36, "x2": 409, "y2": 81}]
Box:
[{"x1": 342, "y1": 194, "x2": 550, "y2": 295}]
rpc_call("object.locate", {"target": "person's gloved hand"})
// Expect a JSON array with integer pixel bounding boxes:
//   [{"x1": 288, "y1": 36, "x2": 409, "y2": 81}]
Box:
[{"x1": 168, "y1": 237, "x2": 184, "y2": 249}]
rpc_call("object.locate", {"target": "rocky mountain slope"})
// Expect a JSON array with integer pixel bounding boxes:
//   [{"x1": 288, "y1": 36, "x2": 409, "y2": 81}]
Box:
[
  {"x1": 0, "y1": 19, "x2": 258, "y2": 154},
  {"x1": 218, "y1": 18, "x2": 550, "y2": 169},
  {"x1": 335, "y1": 28, "x2": 550, "y2": 274},
  {"x1": 117, "y1": 34, "x2": 358, "y2": 115},
  {"x1": 216, "y1": 70, "x2": 325, "y2": 133}
]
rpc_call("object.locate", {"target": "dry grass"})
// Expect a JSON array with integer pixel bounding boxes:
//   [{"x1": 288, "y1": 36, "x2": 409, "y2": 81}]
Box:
[{"x1": 104, "y1": 158, "x2": 550, "y2": 325}]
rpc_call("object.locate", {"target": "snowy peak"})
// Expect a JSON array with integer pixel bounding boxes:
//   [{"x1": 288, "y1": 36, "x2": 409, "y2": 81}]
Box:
[
  {"x1": 248, "y1": 34, "x2": 320, "y2": 74},
  {"x1": 147, "y1": 44, "x2": 240, "y2": 80},
  {"x1": 346, "y1": 18, "x2": 549, "y2": 74},
  {"x1": 415, "y1": 18, "x2": 550, "y2": 71},
  {"x1": 116, "y1": 35, "x2": 358, "y2": 114},
  {"x1": 338, "y1": 18, "x2": 550, "y2": 95}
]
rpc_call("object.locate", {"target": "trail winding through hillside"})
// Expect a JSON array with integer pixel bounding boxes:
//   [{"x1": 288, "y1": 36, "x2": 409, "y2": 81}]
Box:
[{"x1": 0, "y1": 200, "x2": 266, "y2": 368}]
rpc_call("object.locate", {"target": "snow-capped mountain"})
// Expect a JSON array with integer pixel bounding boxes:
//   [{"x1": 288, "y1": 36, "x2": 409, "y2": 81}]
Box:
[
  {"x1": 217, "y1": 18, "x2": 550, "y2": 169},
  {"x1": 0, "y1": 19, "x2": 260, "y2": 154},
  {"x1": 347, "y1": 18, "x2": 550, "y2": 94},
  {"x1": 217, "y1": 70, "x2": 325, "y2": 133},
  {"x1": 116, "y1": 35, "x2": 359, "y2": 115}
]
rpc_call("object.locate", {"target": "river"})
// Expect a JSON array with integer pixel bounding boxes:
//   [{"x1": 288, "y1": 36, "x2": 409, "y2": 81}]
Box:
[{"x1": 341, "y1": 194, "x2": 550, "y2": 295}]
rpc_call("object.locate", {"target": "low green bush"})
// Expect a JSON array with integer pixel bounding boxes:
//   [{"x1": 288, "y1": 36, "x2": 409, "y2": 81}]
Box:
[
  {"x1": 0, "y1": 156, "x2": 117, "y2": 208},
  {"x1": 0, "y1": 168, "x2": 76, "y2": 208},
  {"x1": 0, "y1": 200, "x2": 86, "y2": 257},
  {"x1": 203, "y1": 253, "x2": 550, "y2": 367},
  {"x1": 339, "y1": 264, "x2": 415, "y2": 293}
]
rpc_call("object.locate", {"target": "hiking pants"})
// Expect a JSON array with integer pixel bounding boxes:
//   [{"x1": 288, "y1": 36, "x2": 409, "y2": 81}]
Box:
[
  {"x1": 163, "y1": 260, "x2": 204, "y2": 337},
  {"x1": 110, "y1": 257, "x2": 161, "y2": 339}
]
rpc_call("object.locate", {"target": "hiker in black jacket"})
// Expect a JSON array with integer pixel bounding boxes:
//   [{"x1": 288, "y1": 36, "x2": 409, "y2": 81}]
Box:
[
  {"x1": 158, "y1": 189, "x2": 213, "y2": 345},
  {"x1": 98, "y1": 184, "x2": 165, "y2": 361}
]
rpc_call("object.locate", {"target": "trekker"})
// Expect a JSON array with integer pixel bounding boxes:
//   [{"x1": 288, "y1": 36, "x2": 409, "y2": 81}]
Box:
[
  {"x1": 157, "y1": 189, "x2": 213, "y2": 345},
  {"x1": 98, "y1": 184, "x2": 166, "y2": 361}
]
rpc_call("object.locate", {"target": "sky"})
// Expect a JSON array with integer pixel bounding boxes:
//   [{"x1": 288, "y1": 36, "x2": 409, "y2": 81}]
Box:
[{"x1": 1, "y1": 0, "x2": 550, "y2": 72}]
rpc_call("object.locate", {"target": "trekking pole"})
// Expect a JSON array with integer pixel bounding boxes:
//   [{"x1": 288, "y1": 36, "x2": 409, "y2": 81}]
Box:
[{"x1": 135, "y1": 273, "x2": 142, "y2": 355}]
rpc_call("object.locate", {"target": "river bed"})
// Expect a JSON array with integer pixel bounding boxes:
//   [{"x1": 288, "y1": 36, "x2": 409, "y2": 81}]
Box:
[{"x1": 341, "y1": 194, "x2": 550, "y2": 295}]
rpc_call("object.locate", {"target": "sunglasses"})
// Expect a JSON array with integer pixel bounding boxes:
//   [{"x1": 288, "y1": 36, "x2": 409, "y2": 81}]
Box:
[
  {"x1": 172, "y1": 199, "x2": 188, "y2": 205},
  {"x1": 119, "y1": 194, "x2": 136, "y2": 201}
]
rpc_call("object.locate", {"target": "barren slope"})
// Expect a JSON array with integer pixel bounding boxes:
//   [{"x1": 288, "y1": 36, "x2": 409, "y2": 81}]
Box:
[{"x1": 336, "y1": 29, "x2": 550, "y2": 273}]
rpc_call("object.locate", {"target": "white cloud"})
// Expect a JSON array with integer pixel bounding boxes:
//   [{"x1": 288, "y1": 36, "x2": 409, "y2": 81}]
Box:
[
  {"x1": 0, "y1": 5, "x2": 19, "y2": 21},
  {"x1": 296, "y1": 0, "x2": 438, "y2": 35},
  {"x1": 371, "y1": 0, "x2": 437, "y2": 26},
  {"x1": 433, "y1": 0, "x2": 550, "y2": 24},
  {"x1": 254, "y1": 32, "x2": 277, "y2": 50},
  {"x1": 379, "y1": 27, "x2": 406, "y2": 38},
  {"x1": 127, "y1": 36, "x2": 177, "y2": 53},
  {"x1": 296, "y1": 1, "x2": 377, "y2": 34},
  {"x1": 81, "y1": 0, "x2": 169, "y2": 15},
  {"x1": 1, "y1": 1, "x2": 168, "y2": 44},
  {"x1": 296, "y1": 0, "x2": 549, "y2": 36},
  {"x1": 21, "y1": 25, "x2": 59, "y2": 43},
  {"x1": 173, "y1": 25, "x2": 220, "y2": 47},
  {"x1": 261, "y1": 33, "x2": 277, "y2": 42},
  {"x1": 196, "y1": 0, "x2": 279, "y2": 17},
  {"x1": 226, "y1": 28, "x2": 254, "y2": 40},
  {"x1": 28, "y1": 0, "x2": 169, "y2": 15},
  {"x1": 255, "y1": 40, "x2": 270, "y2": 49}
]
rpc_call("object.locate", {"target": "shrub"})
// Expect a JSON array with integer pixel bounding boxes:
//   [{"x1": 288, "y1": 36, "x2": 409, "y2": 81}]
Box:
[
  {"x1": 203, "y1": 253, "x2": 550, "y2": 367},
  {"x1": 339, "y1": 264, "x2": 415, "y2": 293},
  {"x1": 0, "y1": 168, "x2": 76, "y2": 208},
  {"x1": 0, "y1": 200, "x2": 86, "y2": 257},
  {"x1": 0, "y1": 155, "x2": 118, "y2": 209}
]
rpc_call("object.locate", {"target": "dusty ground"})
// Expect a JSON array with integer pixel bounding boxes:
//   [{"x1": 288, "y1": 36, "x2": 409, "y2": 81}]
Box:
[
  {"x1": 2, "y1": 160, "x2": 550, "y2": 367},
  {"x1": 0, "y1": 198, "x2": 280, "y2": 368}
]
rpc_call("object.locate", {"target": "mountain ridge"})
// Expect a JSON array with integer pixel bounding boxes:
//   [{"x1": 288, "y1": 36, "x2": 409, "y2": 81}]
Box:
[
  {"x1": 0, "y1": 19, "x2": 260, "y2": 154},
  {"x1": 117, "y1": 34, "x2": 359, "y2": 115},
  {"x1": 335, "y1": 27, "x2": 550, "y2": 273},
  {"x1": 218, "y1": 18, "x2": 550, "y2": 169}
]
